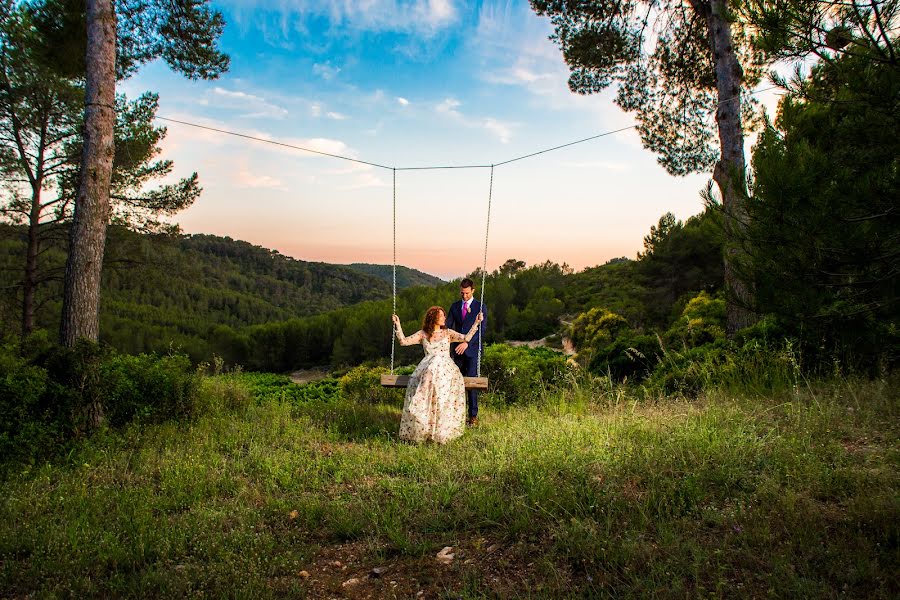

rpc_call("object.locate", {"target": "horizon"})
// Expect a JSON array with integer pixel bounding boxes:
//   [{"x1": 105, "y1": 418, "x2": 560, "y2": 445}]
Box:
[{"x1": 177, "y1": 228, "x2": 627, "y2": 282}]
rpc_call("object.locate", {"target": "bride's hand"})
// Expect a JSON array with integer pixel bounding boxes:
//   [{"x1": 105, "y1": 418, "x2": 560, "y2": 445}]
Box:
[
  {"x1": 475, "y1": 311, "x2": 483, "y2": 324},
  {"x1": 392, "y1": 314, "x2": 400, "y2": 325}
]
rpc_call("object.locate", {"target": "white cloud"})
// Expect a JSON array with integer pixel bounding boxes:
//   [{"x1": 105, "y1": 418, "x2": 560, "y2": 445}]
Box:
[
  {"x1": 313, "y1": 62, "x2": 341, "y2": 80},
  {"x1": 210, "y1": 86, "x2": 288, "y2": 119},
  {"x1": 160, "y1": 113, "x2": 359, "y2": 162},
  {"x1": 470, "y1": 2, "x2": 628, "y2": 128},
  {"x1": 282, "y1": 136, "x2": 353, "y2": 157},
  {"x1": 397, "y1": 97, "x2": 410, "y2": 106},
  {"x1": 308, "y1": 102, "x2": 348, "y2": 120},
  {"x1": 223, "y1": 0, "x2": 458, "y2": 37},
  {"x1": 337, "y1": 171, "x2": 389, "y2": 190},
  {"x1": 436, "y1": 97, "x2": 462, "y2": 118},
  {"x1": 325, "y1": 162, "x2": 376, "y2": 176},
  {"x1": 236, "y1": 169, "x2": 285, "y2": 189},
  {"x1": 423, "y1": 0, "x2": 455, "y2": 24},
  {"x1": 483, "y1": 118, "x2": 512, "y2": 144},
  {"x1": 434, "y1": 98, "x2": 516, "y2": 143}
]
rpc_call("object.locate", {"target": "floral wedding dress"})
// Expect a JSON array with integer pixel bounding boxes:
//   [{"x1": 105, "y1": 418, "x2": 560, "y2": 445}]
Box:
[{"x1": 394, "y1": 321, "x2": 480, "y2": 444}]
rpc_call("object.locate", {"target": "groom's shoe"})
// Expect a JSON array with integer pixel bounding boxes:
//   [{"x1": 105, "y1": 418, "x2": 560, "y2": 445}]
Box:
[{"x1": 466, "y1": 416, "x2": 478, "y2": 427}]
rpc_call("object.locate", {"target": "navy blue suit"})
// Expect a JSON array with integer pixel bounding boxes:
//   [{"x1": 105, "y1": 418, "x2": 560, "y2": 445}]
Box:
[{"x1": 446, "y1": 299, "x2": 486, "y2": 419}]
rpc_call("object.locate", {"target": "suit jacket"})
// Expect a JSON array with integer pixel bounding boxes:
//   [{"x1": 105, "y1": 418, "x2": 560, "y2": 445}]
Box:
[{"x1": 446, "y1": 299, "x2": 486, "y2": 358}]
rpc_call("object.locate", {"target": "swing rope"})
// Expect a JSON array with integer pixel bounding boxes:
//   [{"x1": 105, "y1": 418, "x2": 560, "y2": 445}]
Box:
[
  {"x1": 388, "y1": 165, "x2": 494, "y2": 380},
  {"x1": 477, "y1": 165, "x2": 493, "y2": 378},
  {"x1": 390, "y1": 168, "x2": 397, "y2": 375}
]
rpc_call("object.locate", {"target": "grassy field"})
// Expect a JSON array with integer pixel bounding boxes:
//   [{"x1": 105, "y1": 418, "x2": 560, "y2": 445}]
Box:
[{"x1": 1, "y1": 375, "x2": 898, "y2": 598}]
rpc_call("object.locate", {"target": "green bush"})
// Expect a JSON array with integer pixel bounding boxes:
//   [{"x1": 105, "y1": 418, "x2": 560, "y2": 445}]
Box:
[
  {"x1": 1, "y1": 338, "x2": 207, "y2": 473},
  {"x1": 36, "y1": 341, "x2": 203, "y2": 429},
  {"x1": 234, "y1": 372, "x2": 342, "y2": 404},
  {"x1": 198, "y1": 375, "x2": 253, "y2": 413},
  {"x1": 569, "y1": 306, "x2": 629, "y2": 350},
  {"x1": 339, "y1": 365, "x2": 406, "y2": 404},
  {"x1": 481, "y1": 344, "x2": 572, "y2": 404},
  {"x1": 99, "y1": 353, "x2": 200, "y2": 426},
  {"x1": 663, "y1": 291, "x2": 726, "y2": 349},
  {"x1": 644, "y1": 334, "x2": 801, "y2": 396},
  {"x1": 0, "y1": 339, "x2": 54, "y2": 468},
  {"x1": 588, "y1": 331, "x2": 661, "y2": 381},
  {"x1": 569, "y1": 307, "x2": 661, "y2": 381}
]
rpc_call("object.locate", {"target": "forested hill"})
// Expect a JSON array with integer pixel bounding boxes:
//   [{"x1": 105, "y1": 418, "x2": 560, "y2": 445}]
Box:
[
  {"x1": 0, "y1": 227, "x2": 439, "y2": 350},
  {"x1": 346, "y1": 263, "x2": 444, "y2": 288},
  {"x1": 101, "y1": 231, "x2": 422, "y2": 332}
]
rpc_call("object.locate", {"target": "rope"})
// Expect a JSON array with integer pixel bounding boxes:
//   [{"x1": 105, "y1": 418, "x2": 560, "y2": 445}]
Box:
[
  {"x1": 154, "y1": 117, "x2": 394, "y2": 170},
  {"x1": 493, "y1": 126, "x2": 636, "y2": 167},
  {"x1": 477, "y1": 165, "x2": 494, "y2": 378},
  {"x1": 155, "y1": 85, "x2": 783, "y2": 381},
  {"x1": 390, "y1": 168, "x2": 397, "y2": 375},
  {"x1": 155, "y1": 86, "x2": 781, "y2": 173}
]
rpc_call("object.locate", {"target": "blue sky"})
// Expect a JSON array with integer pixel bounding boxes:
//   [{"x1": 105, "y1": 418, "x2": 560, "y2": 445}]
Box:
[{"x1": 122, "y1": 0, "x2": 777, "y2": 279}]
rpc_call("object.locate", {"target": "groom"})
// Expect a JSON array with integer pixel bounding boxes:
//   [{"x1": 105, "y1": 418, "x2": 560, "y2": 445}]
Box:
[{"x1": 446, "y1": 278, "x2": 486, "y2": 426}]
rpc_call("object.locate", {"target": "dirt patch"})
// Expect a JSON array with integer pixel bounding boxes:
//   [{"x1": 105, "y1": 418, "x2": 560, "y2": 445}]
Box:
[
  {"x1": 292, "y1": 537, "x2": 573, "y2": 598},
  {"x1": 506, "y1": 336, "x2": 576, "y2": 356},
  {"x1": 289, "y1": 369, "x2": 331, "y2": 385}
]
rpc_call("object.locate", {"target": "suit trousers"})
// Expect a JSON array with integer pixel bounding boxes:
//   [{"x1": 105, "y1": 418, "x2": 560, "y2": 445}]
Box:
[{"x1": 453, "y1": 352, "x2": 479, "y2": 418}]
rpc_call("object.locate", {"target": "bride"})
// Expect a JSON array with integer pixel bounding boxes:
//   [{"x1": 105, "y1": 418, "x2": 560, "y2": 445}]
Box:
[{"x1": 392, "y1": 306, "x2": 483, "y2": 444}]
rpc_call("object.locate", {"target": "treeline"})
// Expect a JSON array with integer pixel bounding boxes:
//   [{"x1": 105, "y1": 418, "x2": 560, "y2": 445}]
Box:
[
  {"x1": 201, "y1": 205, "x2": 726, "y2": 372},
  {"x1": 0, "y1": 226, "x2": 438, "y2": 356},
  {"x1": 346, "y1": 263, "x2": 445, "y2": 288},
  {"x1": 0, "y1": 206, "x2": 726, "y2": 371},
  {"x1": 568, "y1": 45, "x2": 899, "y2": 387}
]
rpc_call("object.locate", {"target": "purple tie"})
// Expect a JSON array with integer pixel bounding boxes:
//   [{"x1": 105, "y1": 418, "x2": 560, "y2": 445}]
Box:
[{"x1": 462, "y1": 302, "x2": 468, "y2": 320}]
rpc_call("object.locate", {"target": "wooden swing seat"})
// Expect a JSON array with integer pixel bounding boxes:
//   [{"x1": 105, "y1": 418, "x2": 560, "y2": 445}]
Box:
[{"x1": 381, "y1": 374, "x2": 489, "y2": 390}]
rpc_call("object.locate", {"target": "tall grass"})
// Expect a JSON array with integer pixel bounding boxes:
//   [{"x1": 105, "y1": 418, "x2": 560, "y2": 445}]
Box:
[{"x1": 1, "y1": 374, "x2": 897, "y2": 598}]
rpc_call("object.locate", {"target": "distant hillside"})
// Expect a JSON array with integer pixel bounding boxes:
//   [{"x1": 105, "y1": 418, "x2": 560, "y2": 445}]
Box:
[
  {"x1": 0, "y1": 227, "x2": 437, "y2": 353},
  {"x1": 346, "y1": 263, "x2": 444, "y2": 288}
]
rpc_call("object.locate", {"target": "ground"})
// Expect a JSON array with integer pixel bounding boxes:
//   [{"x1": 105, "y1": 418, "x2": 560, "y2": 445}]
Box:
[{"x1": 1, "y1": 377, "x2": 897, "y2": 598}]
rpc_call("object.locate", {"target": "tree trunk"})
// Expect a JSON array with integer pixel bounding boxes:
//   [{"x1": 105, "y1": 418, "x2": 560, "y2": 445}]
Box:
[
  {"x1": 60, "y1": 0, "x2": 116, "y2": 347},
  {"x1": 704, "y1": 0, "x2": 755, "y2": 335},
  {"x1": 22, "y1": 185, "x2": 42, "y2": 336}
]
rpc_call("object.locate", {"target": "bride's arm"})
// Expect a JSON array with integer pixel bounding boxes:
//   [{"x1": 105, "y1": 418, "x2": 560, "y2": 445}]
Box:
[
  {"x1": 447, "y1": 329, "x2": 466, "y2": 343},
  {"x1": 459, "y1": 312, "x2": 483, "y2": 342},
  {"x1": 393, "y1": 317, "x2": 424, "y2": 346}
]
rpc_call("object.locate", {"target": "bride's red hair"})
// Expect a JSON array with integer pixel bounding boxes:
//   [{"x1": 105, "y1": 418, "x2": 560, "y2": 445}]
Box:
[{"x1": 422, "y1": 306, "x2": 445, "y2": 338}]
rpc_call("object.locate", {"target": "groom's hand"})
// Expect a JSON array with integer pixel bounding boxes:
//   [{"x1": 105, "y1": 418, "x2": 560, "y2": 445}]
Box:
[{"x1": 455, "y1": 342, "x2": 468, "y2": 355}]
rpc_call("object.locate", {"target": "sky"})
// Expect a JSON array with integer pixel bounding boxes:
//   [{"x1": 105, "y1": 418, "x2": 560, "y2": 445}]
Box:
[{"x1": 121, "y1": 0, "x2": 781, "y2": 280}]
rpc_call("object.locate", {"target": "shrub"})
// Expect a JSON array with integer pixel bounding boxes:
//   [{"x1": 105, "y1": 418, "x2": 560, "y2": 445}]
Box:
[
  {"x1": 663, "y1": 291, "x2": 726, "y2": 349},
  {"x1": 198, "y1": 375, "x2": 253, "y2": 413},
  {"x1": 480, "y1": 344, "x2": 571, "y2": 404},
  {"x1": 35, "y1": 341, "x2": 203, "y2": 429},
  {"x1": 339, "y1": 365, "x2": 406, "y2": 404},
  {"x1": 0, "y1": 339, "x2": 53, "y2": 468},
  {"x1": 569, "y1": 307, "x2": 629, "y2": 350},
  {"x1": 230, "y1": 372, "x2": 342, "y2": 404},
  {"x1": 588, "y1": 331, "x2": 661, "y2": 381},
  {"x1": 569, "y1": 307, "x2": 660, "y2": 381},
  {"x1": 1, "y1": 338, "x2": 206, "y2": 473},
  {"x1": 644, "y1": 335, "x2": 801, "y2": 396},
  {"x1": 99, "y1": 352, "x2": 200, "y2": 426}
]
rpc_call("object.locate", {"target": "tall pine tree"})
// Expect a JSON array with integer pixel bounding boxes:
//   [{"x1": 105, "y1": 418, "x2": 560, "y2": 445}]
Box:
[
  {"x1": 54, "y1": 0, "x2": 228, "y2": 346},
  {"x1": 530, "y1": 0, "x2": 765, "y2": 334}
]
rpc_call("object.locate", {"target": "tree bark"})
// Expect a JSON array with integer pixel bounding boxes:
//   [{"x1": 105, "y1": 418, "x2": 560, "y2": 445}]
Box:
[
  {"x1": 704, "y1": 0, "x2": 756, "y2": 335},
  {"x1": 22, "y1": 113, "x2": 49, "y2": 337},
  {"x1": 60, "y1": 0, "x2": 116, "y2": 347},
  {"x1": 22, "y1": 185, "x2": 42, "y2": 336}
]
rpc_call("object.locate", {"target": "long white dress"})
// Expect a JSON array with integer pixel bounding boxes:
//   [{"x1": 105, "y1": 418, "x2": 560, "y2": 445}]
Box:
[{"x1": 394, "y1": 323, "x2": 478, "y2": 444}]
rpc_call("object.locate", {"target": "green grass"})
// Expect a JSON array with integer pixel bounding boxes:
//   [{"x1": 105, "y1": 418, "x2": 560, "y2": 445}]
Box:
[{"x1": 1, "y1": 375, "x2": 897, "y2": 598}]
